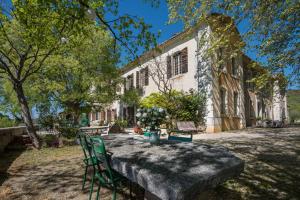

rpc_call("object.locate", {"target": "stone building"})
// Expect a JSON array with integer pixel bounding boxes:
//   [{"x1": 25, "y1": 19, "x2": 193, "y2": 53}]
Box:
[{"x1": 88, "y1": 14, "x2": 288, "y2": 132}]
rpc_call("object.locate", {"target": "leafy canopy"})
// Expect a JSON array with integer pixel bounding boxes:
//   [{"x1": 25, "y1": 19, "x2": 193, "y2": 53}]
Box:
[{"x1": 32, "y1": 25, "x2": 120, "y2": 121}]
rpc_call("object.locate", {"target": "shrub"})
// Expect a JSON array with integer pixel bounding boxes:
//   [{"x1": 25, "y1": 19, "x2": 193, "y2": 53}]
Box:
[
  {"x1": 42, "y1": 134, "x2": 59, "y2": 148},
  {"x1": 38, "y1": 114, "x2": 58, "y2": 130},
  {"x1": 57, "y1": 127, "x2": 78, "y2": 139},
  {"x1": 114, "y1": 119, "x2": 128, "y2": 130},
  {"x1": 140, "y1": 89, "x2": 206, "y2": 126}
]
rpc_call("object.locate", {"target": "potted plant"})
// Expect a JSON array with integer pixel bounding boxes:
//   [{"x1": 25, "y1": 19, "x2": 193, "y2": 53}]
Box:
[{"x1": 136, "y1": 107, "x2": 167, "y2": 144}]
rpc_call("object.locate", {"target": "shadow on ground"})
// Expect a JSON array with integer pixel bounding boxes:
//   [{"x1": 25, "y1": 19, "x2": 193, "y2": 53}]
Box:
[
  {"x1": 198, "y1": 127, "x2": 300, "y2": 200},
  {"x1": 0, "y1": 143, "x2": 26, "y2": 185},
  {"x1": 0, "y1": 127, "x2": 299, "y2": 200}
]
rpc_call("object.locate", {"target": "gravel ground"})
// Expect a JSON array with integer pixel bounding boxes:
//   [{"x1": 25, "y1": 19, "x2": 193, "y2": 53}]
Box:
[{"x1": 0, "y1": 127, "x2": 299, "y2": 200}]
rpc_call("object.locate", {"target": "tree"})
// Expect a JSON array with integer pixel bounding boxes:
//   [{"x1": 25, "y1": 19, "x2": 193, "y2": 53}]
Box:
[
  {"x1": 0, "y1": 79, "x2": 22, "y2": 122},
  {"x1": 0, "y1": 113, "x2": 16, "y2": 128},
  {"x1": 167, "y1": 0, "x2": 299, "y2": 87},
  {"x1": 147, "y1": 53, "x2": 173, "y2": 96},
  {"x1": 35, "y1": 26, "x2": 120, "y2": 125},
  {"x1": 0, "y1": 0, "x2": 157, "y2": 148},
  {"x1": 0, "y1": 1, "x2": 86, "y2": 148}
]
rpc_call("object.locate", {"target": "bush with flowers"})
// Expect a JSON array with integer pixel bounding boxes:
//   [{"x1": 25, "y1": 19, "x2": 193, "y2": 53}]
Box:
[{"x1": 136, "y1": 107, "x2": 167, "y2": 131}]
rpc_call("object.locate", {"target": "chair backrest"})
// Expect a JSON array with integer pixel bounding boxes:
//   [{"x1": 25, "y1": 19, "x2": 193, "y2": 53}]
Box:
[
  {"x1": 89, "y1": 136, "x2": 115, "y2": 183},
  {"x1": 78, "y1": 132, "x2": 91, "y2": 161},
  {"x1": 176, "y1": 121, "x2": 197, "y2": 131}
]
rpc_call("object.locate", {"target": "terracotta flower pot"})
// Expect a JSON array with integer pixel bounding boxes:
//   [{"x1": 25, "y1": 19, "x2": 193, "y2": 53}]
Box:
[{"x1": 133, "y1": 126, "x2": 143, "y2": 134}]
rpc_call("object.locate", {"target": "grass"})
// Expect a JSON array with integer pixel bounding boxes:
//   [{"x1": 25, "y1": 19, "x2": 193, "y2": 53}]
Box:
[
  {"x1": 0, "y1": 127, "x2": 299, "y2": 200},
  {"x1": 4, "y1": 146, "x2": 82, "y2": 167}
]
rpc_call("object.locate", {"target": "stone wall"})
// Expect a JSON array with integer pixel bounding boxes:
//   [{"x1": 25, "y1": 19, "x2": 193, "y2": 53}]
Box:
[{"x1": 0, "y1": 126, "x2": 27, "y2": 153}]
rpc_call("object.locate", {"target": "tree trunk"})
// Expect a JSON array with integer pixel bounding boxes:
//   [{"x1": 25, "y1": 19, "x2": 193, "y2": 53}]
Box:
[{"x1": 14, "y1": 82, "x2": 41, "y2": 149}]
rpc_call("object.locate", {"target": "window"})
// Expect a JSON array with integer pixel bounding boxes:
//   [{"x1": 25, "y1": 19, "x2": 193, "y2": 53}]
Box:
[
  {"x1": 136, "y1": 71, "x2": 140, "y2": 88},
  {"x1": 257, "y1": 101, "x2": 262, "y2": 117},
  {"x1": 173, "y1": 53, "x2": 181, "y2": 76},
  {"x1": 249, "y1": 99, "x2": 255, "y2": 117},
  {"x1": 101, "y1": 111, "x2": 106, "y2": 121},
  {"x1": 217, "y1": 47, "x2": 225, "y2": 71},
  {"x1": 220, "y1": 88, "x2": 227, "y2": 115},
  {"x1": 232, "y1": 57, "x2": 238, "y2": 76},
  {"x1": 234, "y1": 92, "x2": 238, "y2": 115},
  {"x1": 167, "y1": 47, "x2": 188, "y2": 78},
  {"x1": 125, "y1": 74, "x2": 134, "y2": 90},
  {"x1": 111, "y1": 109, "x2": 117, "y2": 122},
  {"x1": 139, "y1": 66, "x2": 149, "y2": 87},
  {"x1": 107, "y1": 110, "x2": 111, "y2": 122},
  {"x1": 116, "y1": 85, "x2": 121, "y2": 92},
  {"x1": 95, "y1": 112, "x2": 99, "y2": 120}
]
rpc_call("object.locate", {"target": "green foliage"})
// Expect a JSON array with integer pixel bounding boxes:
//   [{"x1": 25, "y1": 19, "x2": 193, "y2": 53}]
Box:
[
  {"x1": 140, "y1": 90, "x2": 206, "y2": 125},
  {"x1": 287, "y1": 90, "x2": 300, "y2": 123},
  {"x1": 120, "y1": 88, "x2": 141, "y2": 106},
  {"x1": 0, "y1": 115, "x2": 17, "y2": 128},
  {"x1": 42, "y1": 134, "x2": 59, "y2": 148},
  {"x1": 167, "y1": 0, "x2": 299, "y2": 86},
  {"x1": 136, "y1": 107, "x2": 167, "y2": 130},
  {"x1": 57, "y1": 126, "x2": 78, "y2": 139},
  {"x1": 114, "y1": 119, "x2": 128, "y2": 129},
  {"x1": 33, "y1": 25, "x2": 121, "y2": 123},
  {"x1": 38, "y1": 114, "x2": 59, "y2": 130},
  {"x1": 0, "y1": 0, "x2": 158, "y2": 148},
  {"x1": 0, "y1": 79, "x2": 22, "y2": 121}
]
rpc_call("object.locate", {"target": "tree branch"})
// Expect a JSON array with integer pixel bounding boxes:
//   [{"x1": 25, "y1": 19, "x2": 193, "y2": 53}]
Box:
[
  {"x1": 0, "y1": 56, "x2": 17, "y2": 82},
  {"x1": 0, "y1": 21, "x2": 22, "y2": 57},
  {"x1": 18, "y1": 45, "x2": 32, "y2": 79},
  {"x1": 78, "y1": 0, "x2": 137, "y2": 58},
  {"x1": 0, "y1": 49, "x2": 18, "y2": 69},
  {"x1": 20, "y1": 18, "x2": 69, "y2": 82}
]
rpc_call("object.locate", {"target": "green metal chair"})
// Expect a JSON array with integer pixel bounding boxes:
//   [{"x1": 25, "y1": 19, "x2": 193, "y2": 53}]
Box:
[
  {"x1": 86, "y1": 136, "x2": 124, "y2": 200},
  {"x1": 78, "y1": 132, "x2": 98, "y2": 190}
]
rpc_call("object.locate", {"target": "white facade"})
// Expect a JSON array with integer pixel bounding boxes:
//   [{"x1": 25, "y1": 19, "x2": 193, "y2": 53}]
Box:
[{"x1": 89, "y1": 18, "x2": 288, "y2": 132}]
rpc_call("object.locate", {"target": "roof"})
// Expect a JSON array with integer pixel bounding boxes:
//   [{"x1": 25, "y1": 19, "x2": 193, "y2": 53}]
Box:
[
  {"x1": 120, "y1": 27, "x2": 196, "y2": 74},
  {"x1": 120, "y1": 13, "x2": 243, "y2": 75}
]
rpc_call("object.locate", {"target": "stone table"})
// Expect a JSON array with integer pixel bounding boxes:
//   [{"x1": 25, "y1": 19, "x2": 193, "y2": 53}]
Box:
[{"x1": 102, "y1": 134, "x2": 244, "y2": 200}]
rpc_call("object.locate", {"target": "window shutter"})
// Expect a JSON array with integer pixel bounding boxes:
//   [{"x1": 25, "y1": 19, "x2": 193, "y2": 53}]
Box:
[
  {"x1": 167, "y1": 55, "x2": 172, "y2": 78},
  {"x1": 130, "y1": 74, "x2": 134, "y2": 89},
  {"x1": 181, "y1": 47, "x2": 188, "y2": 73},
  {"x1": 136, "y1": 71, "x2": 140, "y2": 88},
  {"x1": 145, "y1": 66, "x2": 149, "y2": 86},
  {"x1": 107, "y1": 109, "x2": 111, "y2": 122},
  {"x1": 123, "y1": 78, "x2": 127, "y2": 91}
]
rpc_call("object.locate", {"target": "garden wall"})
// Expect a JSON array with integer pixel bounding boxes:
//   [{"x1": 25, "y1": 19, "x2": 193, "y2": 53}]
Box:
[{"x1": 0, "y1": 126, "x2": 27, "y2": 153}]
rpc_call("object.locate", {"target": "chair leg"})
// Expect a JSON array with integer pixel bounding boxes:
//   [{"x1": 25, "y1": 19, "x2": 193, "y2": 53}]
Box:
[
  {"x1": 82, "y1": 166, "x2": 88, "y2": 190},
  {"x1": 112, "y1": 186, "x2": 117, "y2": 200},
  {"x1": 129, "y1": 181, "x2": 132, "y2": 199},
  {"x1": 89, "y1": 173, "x2": 95, "y2": 200},
  {"x1": 96, "y1": 183, "x2": 101, "y2": 200}
]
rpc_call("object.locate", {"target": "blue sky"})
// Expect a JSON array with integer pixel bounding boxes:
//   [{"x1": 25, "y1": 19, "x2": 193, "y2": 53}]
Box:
[
  {"x1": 116, "y1": 1, "x2": 259, "y2": 62},
  {"x1": 117, "y1": 1, "x2": 297, "y2": 90}
]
